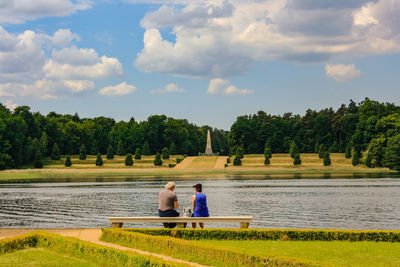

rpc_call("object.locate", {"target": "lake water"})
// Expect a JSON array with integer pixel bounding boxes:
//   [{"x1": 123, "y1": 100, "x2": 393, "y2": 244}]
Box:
[{"x1": 1, "y1": 177, "x2": 400, "y2": 230}]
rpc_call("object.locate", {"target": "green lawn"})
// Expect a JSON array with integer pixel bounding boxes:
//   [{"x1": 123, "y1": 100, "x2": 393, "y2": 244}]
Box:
[
  {"x1": 194, "y1": 239, "x2": 400, "y2": 267},
  {"x1": 186, "y1": 156, "x2": 218, "y2": 168},
  {"x1": 0, "y1": 248, "x2": 98, "y2": 267}
]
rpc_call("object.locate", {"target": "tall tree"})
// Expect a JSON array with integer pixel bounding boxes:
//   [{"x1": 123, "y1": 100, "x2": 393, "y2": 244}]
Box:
[
  {"x1": 134, "y1": 148, "x2": 142, "y2": 160},
  {"x1": 169, "y1": 142, "x2": 177, "y2": 155},
  {"x1": 142, "y1": 141, "x2": 151, "y2": 156},
  {"x1": 51, "y1": 143, "x2": 61, "y2": 160},
  {"x1": 162, "y1": 147, "x2": 170, "y2": 159},
  {"x1": 39, "y1": 132, "x2": 48, "y2": 156},
  {"x1": 107, "y1": 145, "x2": 114, "y2": 160},
  {"x1": 383, "y1": 134, "x2": 400, "y2": 170},
  {"x1": 116, "y1": 140, "x2": 124, "y2": 156},
  {"x1": 154, "y1": 152, "x2": 163, "y2": 166},
  {"x1": 79, "y1": 144, "x2": 87, "y2": 160},
  {"x1": 95, "y1": 153, "x2": 103, "y2": 166}
]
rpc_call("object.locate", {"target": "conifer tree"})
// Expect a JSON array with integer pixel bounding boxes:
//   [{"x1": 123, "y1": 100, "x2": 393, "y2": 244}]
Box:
[
  {"x1": 33, "y1": 147, "x2": 43, "y2": 168},
  {"x1": 236, "y1": 145, "x2": 244, "y2": 159},
  {"x1": 51, "y1": 143, "x2": 61, "y2": 160},
  {"x1": 345, "y1": 143, "x2": 352, "y2": 158},
  {"x1": 318, "y1": 144, "x2": 326, "y2": 159},
  {"x1": 24, "y1": 137, "x2": 34, "y2": 163},
  {"x1": 142, "y1": 141, "x2": 151, "y2": 156},
  {"x1": 169, "y1": 143, "x2": 177, "y2": 155},
  {"x1": 154, "y1": 152, "x2": 163, "y2": 166},
  {"x1": 39, "y1": 132, "x2": 48, "y2": 156},
  {"x1": 90, "y1": 141, "x2": 98, "y2": 155},
  {"x1": 79, "y1": 144, "x2": 87, "y2": 160},
  {"x1": 264, "y1": 145, "x2": 272, "y2": 159},
  {"x1": 66, "y1": 141, "x2": 74, "y2": 155},
  {"x1": 323, "y1": 151, "x2": 331, "y2": 166},
  {"x1": 352, "y1": 148, "x2": 360, "y2": 166},
  {"x1": 134, "y1": 148, "x2": 142, "y2": 160},
  {"x1": 116, "y1": 140, "x2": 124, "y2": 156},
  {"x1": 293, "y1": 153, "x2": 301, "y2": 165},
  {"x1": 264, "y1": 157, "x2": 270, "y2": 165},
  {"x1": 125, "y1": 153, "x2": 133, "y2": 166},
  {"x1": 314, "y1": 142, "x2": 320, "y2": 154},
  {"x1": 95, "y1": 153, "x2": 103, "y2": 166},
  {"x1": 162, "y1": 147, "x2": 170, "y2": 159},
  {"x1": 107, "y1": 145, "x2": 114, "y2": 159},
  {"x1": 289, "y1": 141, "x2": 299, "y2": 158},
  {"x1": 64, "y1": 155, "x2": 72, "y2": 167},
  {"x1": 233, "y1": 153, "x2": 242, "y2": 166}
]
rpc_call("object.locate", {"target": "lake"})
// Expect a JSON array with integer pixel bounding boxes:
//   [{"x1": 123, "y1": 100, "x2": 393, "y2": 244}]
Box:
[{"x1": 1, "y1": 177, "x2": 400, "y2": 230}]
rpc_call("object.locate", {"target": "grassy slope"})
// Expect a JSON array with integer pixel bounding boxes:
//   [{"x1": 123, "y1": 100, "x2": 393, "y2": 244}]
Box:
[
  {"x1": 0, "y1": 248, "x2": 98, "y2": 266},
  {"x1": 194, "y1": 239, "x2": 400, "y2": 267}
]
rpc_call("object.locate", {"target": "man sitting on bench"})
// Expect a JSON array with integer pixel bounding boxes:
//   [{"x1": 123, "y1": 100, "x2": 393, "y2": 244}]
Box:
[{"x1": 158, "y1": 181, "x2": 179, "y2": 228}]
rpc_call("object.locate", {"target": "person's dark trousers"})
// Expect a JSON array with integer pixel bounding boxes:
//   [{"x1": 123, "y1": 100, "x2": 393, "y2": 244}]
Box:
[{"x1": 158, "y1": 209, "x2": 179, "y2": 228}]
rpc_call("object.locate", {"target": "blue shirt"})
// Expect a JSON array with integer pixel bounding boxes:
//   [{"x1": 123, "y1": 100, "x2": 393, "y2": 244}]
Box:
[{"x1": 193, "y1": 193, "x2": 209, "y2": 217}]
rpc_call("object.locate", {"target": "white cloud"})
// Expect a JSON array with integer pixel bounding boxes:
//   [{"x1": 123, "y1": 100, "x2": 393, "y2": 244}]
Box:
[
  {"x1": 0, "y1": 0, "x2": 92, "y2": 24},
  {"x1": 151, "y1": 83, "x2": 185, "y2": 94},
  {"x1": 0, "y1": 27, "x2": 124, "y2": 99},
  {"x1": 207, "y1": 78, "x2": 253, "y2": 95},
  {"x1": 2, "y1": 99, "x2": 17, "y2": 111},
  {"x1": 133, "y1": 0, "x2": 400, "y2": 78},
  {"x1": 325, "y1": 64, "x2": 362, "y2": 82},
  {"x1": 99, "y1": 82, "x2": 137, "y2": 96}
]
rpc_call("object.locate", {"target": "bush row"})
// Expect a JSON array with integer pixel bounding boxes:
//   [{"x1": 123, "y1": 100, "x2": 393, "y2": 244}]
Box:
[
  {"x1": 101, "y1": 228, "x2": 320, "y2": 267},
  {"x1": 0, "y1": 231, "x2": 178, "y2": 267},
  {"x1": 123, "y1": 228, "x2": 400, "y2": 242}
]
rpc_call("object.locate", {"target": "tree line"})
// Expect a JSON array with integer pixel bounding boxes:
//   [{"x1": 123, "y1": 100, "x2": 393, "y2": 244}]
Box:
[
  {"x1": 1, "y1": 97, "x2": 399, "y2": 170},
  {"x1": 0, "y1": 104, "x2": 229, "y2": 170}
]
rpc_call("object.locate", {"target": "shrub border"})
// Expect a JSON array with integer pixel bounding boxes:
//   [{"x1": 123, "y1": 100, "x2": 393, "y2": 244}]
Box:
[{"x1": 101, "y1": 228, "x2": 322, "y2": 267}]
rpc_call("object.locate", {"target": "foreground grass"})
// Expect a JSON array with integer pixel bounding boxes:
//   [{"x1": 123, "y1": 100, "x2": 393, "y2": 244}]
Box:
[
  {"x1": 0, "y1": 248, "x2": 98, "y2": 266},
  {"x1": 194, "y1": 239, "x2": 400, "y2": 267}
]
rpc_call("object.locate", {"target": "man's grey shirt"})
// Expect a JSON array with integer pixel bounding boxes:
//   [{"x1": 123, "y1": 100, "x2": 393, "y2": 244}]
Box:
[{"x1": 158, "y1": 189, "x2": 178, "y2": 211}]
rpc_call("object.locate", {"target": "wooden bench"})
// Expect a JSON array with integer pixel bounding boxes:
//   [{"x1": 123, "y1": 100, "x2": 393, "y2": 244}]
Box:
[{"x1": 109, "y1": 216, "x2": 253, "y2": 229}]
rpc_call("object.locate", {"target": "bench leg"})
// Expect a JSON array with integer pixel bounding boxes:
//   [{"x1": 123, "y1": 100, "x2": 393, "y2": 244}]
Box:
[
  {"x1": 240, "y1": 222, "x2": 249, "y2": 229},
  {"x1": 176, "y1": 223, "x2": 186, "y2": 228},
  {"x1": 112, "y1": 222, "x2": 123, "y2": 228}
]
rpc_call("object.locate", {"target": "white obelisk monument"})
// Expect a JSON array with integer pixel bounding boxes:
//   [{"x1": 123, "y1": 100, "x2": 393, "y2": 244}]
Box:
[{"x1": 205, "y1": 130, "x2": 213, "y2": 155}]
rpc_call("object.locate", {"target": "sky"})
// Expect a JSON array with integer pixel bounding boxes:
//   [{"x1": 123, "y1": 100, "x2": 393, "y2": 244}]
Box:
[{"x1": 0, "y1": 0, "x2": 399, "y2": 130}]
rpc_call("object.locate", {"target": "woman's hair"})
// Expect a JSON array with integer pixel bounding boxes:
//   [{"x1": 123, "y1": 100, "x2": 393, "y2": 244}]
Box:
[{"x1": 193, "y1": 183, "x2": 202, "y2": 192}]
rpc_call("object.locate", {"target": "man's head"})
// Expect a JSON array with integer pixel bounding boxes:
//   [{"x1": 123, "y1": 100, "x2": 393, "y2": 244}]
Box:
[
  {"x1": 193, "y1": 183, "x2": 202, "y2": 192},
  {"x1": 165, "y1": 181, "x2": 176, "y2": 191}
]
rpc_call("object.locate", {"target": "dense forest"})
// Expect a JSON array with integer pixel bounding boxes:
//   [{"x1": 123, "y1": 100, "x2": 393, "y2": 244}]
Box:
[{"x1": 0, "y1": 97, "x2": 400, "y2": 170}]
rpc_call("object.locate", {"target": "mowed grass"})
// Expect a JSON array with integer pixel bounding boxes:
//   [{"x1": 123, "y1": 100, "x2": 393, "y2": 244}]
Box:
[
  {"x1": 0, "y1": 248, "x2": 98, "y2": 267},
  {"x1": 22, "y1": 155, "x2": 183, "y2": 169},
  {"x1": 228, "y1": 153, "x2": 375, "y2": 169},
  {"x1": 194, "y1": 239, "x2": 400, "y2": 267},
  {"x1": 186, "y1": 156, "x2": 218, "y2": 169}
]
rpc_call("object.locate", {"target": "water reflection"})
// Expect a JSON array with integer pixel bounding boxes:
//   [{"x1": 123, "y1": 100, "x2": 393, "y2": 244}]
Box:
[{"x1": 0, "y1": 178, "x2": 400, "y2": 230}]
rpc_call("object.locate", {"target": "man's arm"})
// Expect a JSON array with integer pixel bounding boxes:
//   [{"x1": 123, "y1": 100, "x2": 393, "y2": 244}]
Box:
[{"x1": 192, "y1": 195, "x2": 196, "y2": 211}]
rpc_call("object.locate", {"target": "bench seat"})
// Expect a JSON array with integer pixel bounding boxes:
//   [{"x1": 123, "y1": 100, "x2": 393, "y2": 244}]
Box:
[{"x1": 109, "y1": 216, "x2": 253, "y2": 228}]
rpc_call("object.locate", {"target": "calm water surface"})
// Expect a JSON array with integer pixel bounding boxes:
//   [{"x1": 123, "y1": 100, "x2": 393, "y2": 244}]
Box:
[{"x1": 1, "y1": 178, "x2": 400, "y2": 229}]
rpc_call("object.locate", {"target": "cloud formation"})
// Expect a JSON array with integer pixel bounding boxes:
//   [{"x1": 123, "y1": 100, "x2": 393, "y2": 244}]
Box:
[
  {"x1": 151, "y1": 83, "x2": 185, "y2": 94},
  {"x1": 133, "y1": 0, "x2": 400, "y2": 78},
  {"x1": 0, "y1": 0, "x2": 92, "y2": 24},
  {"x1": 325, "y1": 64, "x2": 362, "y2": 82},
  {"x1": 0, "y1": 27, "x2": 124, "y2": 99},
  {"x1": 207, "y1": 78, "x2": 252, "y2": 95},
  {"x1": 99, "y1": 82, "x2": 137, "y2": 96}
]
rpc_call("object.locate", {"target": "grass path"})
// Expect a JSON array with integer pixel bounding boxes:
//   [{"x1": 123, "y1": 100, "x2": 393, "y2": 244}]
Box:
[
  {"x1": 213, "y1": 156, "x2": 227, "y2": 169},
  {"x1": 174, "y1": 156, "x2": 196, "y2": 169},
  {"x1": 0, "y1": 229, "x2": 208, "y2": 267}
]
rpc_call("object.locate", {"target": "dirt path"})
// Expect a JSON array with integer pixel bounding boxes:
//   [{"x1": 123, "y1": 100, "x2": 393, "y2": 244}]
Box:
[
  {"x1": 0, "y1": 228, "x2": 208, "y2": 267},
  {"x1": 213, "y1": 156, "x2": 227, "y2": 169},
  {"x1": 174, "y1": 156, "x2": 195, "y2": 169}
]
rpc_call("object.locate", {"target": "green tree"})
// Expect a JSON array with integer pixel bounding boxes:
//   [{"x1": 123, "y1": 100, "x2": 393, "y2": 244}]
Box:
[
  {"x1": 51, "y1": 143, "x2": 61, "y2": 160},
  {"x1": 345, "y1": 143, "x2": 352, "y2": 158},
  {"x1": 39, "y1": 132, "x2": 48, "y2": 156},
  {"x1": 142, "y1": 141, "x2": 151, "y2": 156},
  {"x1": 289, "y1": 141, "x2": 299, "y2": 158},
  {"x1": 134, "y1": 148, "x2": 142, "y2": 160},
  {"x1": 236, "y1": 145, "x2": 244, "y2": 159},
  {"x1": 233, "y1": 153, "x2": 242, "y2": 166},
  {"x1": 264, "y1": 145, "x2": 272, "y2": 159},
  {"x1": 66, "y1": 141, "x2": 74, "y2": 155},
  {"x1": 329, "y1": 141, "x2": 339, "y2": 153},
  {"x1": 352, "y1": 148, "x2": 360, "y2": 166},
  {"x1": 293, "y1": 153, "x2": 301, "y2": 165},
  {"x1": 79, "y1": 144, "x2": 87, "y2": 160},
  {"x1": 125, "y1": 153, "x2": 133, "y2": 166},
  {"x1": 90, "y1": 141, "x2": 98, "y2": 155},
  {"x1": 154, "y1": 152, "x2": 163, "y2": 166},
  {"x1": 33, "y1": 147, "x2": 43, "y2": 168},
  {"x1": 169, "y1": 143, "x2": 177, "y2": 155},
  {"x1": 314, "y1": 142, "x2": 319, "y2": 153},
  {"x1": 365, "y1": 138, "x2": 385, "y2": 167},
  {"x1": 323, "y1": 151, "x2": 331, "y2": 166},
  {"x1": 0, "y1": 154, "x2": 12, "y2": 171},
  {"x1": 162, "y1": 147, "x2": 170, "y2": 159},
  {"x1": 383, "y1": 134, "x2": 400, "y2": 170},
  {"x1": 106, "y1": 145, "x2": 114, "y2": 160},
  {"x1": 95, "y1": 153, "x2": 103, "y2": 166},
  {"x1": 116, "y1": 140, "x2": 124, "y2": 156},
  {"x1": 318, "y1": 144, "x2": 326, "y2": 159},
  {"x1": 64, "y1": 155, "x2": 72, "y2": 167},
  {"x1": 24, "y1": 137, "x2": 34, "y2": 163}
]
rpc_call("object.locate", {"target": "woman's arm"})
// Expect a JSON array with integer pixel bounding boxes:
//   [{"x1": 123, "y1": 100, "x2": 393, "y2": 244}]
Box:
[{"x1": 192, "y1": 195, "x2": 196, "y2": 211}]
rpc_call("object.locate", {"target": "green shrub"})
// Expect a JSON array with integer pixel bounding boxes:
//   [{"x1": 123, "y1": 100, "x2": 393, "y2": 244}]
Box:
[
  {"x1": 293, "y1": 153, "x2": 301, "y2": 165},
  {"x1": 134, "y1": 148, "x2": 141, "y2": 160},
  {"x1": 162, "y1": 147, "x2": 170, "y2": 159},
  {"x1": 168, "y1": 164, "x2": 176, "y2": 168},
  {"x1": 124, "y1": 228, "x2": 400, "y2": 242},
  {"x1": 79, "y1": 144, "x2": 87, "y2": 160},
  {"x1": 226, "y1": 157, "x2": 231, "y2": 164},
  {"x1": 125, "y1": 153, "x2": 133, "y2": 166},
  {"x1": 290, "y1": 141, "x2": 299, "y2": 159},
  {"x1": 50, "y1": 143, "x2": 61, "y2": 160},
  {"x1": 95, "y1": 153, "x2": 103, "y2": 166},
  {"x1": 352, "y1": 148, "x2": 360, "y2": 166},
  {"x1": 233, "y1": 154, "x2": 242, "y2": 166},
  {"x1": 345, "y1": 143, "x2": 352, "y2": 158},
  {"x1": 176, "y1": 158, "x2": 183, "y2": 164},
  {"x1": 323, "y1": 152, "x2": 331, "y2": 166},
  {"x1": 264, "y1": 157, "x2": 270, "y2": 165},
  {"x1": 64, "y1": 155, "x2": 72, "y2": 167},
  {"x1": 101, "y1": 229, "x2": 318, "y2": 267},
  {"x1": 154, "y1": 152, "x2": 163, "y2": 166}
]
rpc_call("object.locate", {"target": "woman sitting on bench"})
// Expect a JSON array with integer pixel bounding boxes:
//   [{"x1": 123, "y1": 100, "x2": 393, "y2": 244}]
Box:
[{"x1": 192, "y1": 183, "x2": 209, "y2": 229}]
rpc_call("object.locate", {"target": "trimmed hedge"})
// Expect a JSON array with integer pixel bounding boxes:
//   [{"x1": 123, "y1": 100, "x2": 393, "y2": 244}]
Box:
[
  {"x1": 0, "y1": 232, "x2": 178, "y2": 267},
  {"x1": 101, "y1": 228, "x2": 321, "y2": 267},
  {"x1": 123, "y1": 228, "x2": 400, "y2": 242}
]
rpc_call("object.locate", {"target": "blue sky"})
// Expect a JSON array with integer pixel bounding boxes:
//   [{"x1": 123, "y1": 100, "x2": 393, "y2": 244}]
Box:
[{"x1": 0, "y1": 0, "x2": 399, "y2": 130}]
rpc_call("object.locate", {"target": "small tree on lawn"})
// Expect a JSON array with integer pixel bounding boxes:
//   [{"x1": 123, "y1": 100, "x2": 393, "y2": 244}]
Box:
[
  {"x1": 125, "y1": 153, "x2": 133, "y2": 166},
  {"x1": 264, "y1": 157, "x2": 270, "y2": 165},
  {"x1": 318, "y1": 144, "x2": 326, "y2": 159},
  {"x1": 289, "y1": 141, "x2": 299, "y2": 159},
  {"x1": 116, "y1": 140, "x2": 124, "y2": 156},
  {"x1": 345, "y1": 143, "x2": 352, "y2": 158},
  {"x1": 95, "y1": 153, "x2": 103, "y2": 166},
  {"x1": 142, "y1": 141, "x2": 151, "y2": 156},
  {"x1": 51, "y1": 143, "x2": 61, "y2": 160},
  {"x1": 323, "y1": 151, "x2": 331, "y2": 166},
  {"x1": 33, "y1": 147, "x2": 43, "y2": 168},
  {"x1": 90, "y1": 141, "x2": 98, "y2": 155},
  {"x1": 264, "y1": 144, "x2": 272, "y2": 159},
  {"x1": 236, "y1": 145, "x2": 244, "y2": 159},
  {"x1": 154, "y1": 152, "x2": 163, "y2": 166},
  {"x1": 293, "y1": 153, "x2": 301, "y2": 165},
  {"x1": 134, "y1": 148, "x2": 142, "y2": 160},
  {"x1": 169, "y1": 143, "x2": 177, "y2": 155},
  {"x1": 65, "y1": 155, "x2": 72, "y2": 167},
  {"x1": 233, "y1": 152, "x2": 242, "y2": 166},
  {"x1": 79, "y1": 144, "x2": 87, "y2": 160},
  {"x1": 352, "y1": 148, "x2": 360, "y2": 166},
  {"x1": 107, "y1": 145, "x2": 114, "y2": 160},
  {"x1": 162, "y1": 147, "x2": 170, "y2": 159}
]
